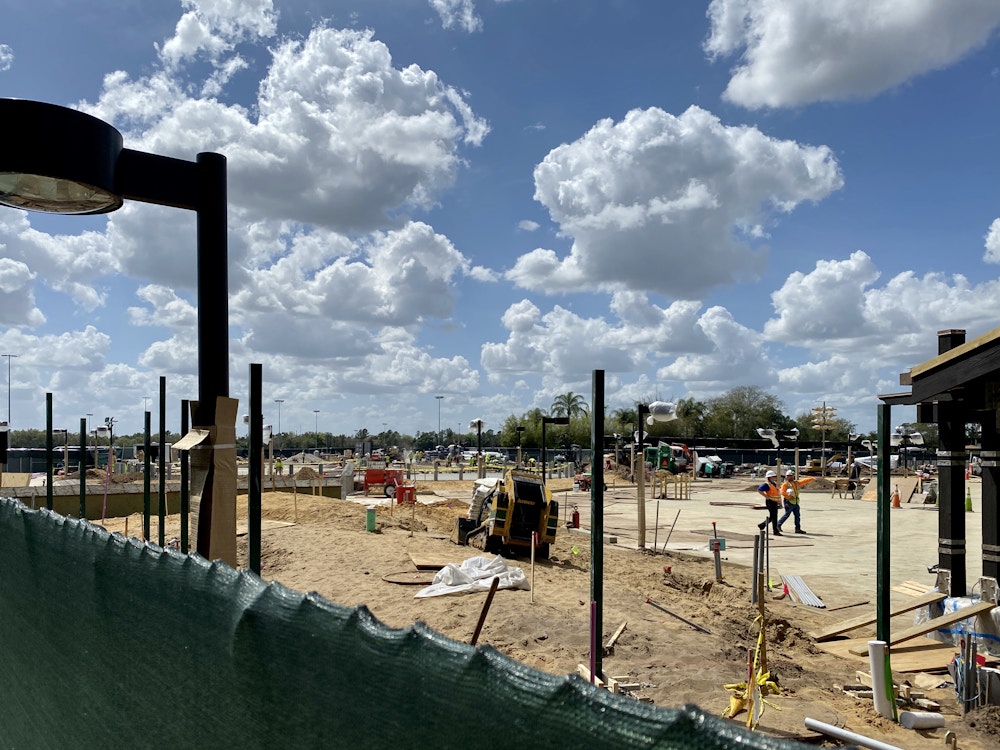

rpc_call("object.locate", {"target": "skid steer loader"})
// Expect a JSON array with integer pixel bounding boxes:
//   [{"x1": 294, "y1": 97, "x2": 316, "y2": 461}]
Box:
[{"x1": 453, "y1": 468, "x2": 559, "y2": 559}]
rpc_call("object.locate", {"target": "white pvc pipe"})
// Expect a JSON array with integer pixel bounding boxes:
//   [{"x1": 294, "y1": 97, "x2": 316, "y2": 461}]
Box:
[
  {"x1": 868, "y1": 640, "x2": 895, "y2": 718},
  {"x1": 899, "y1": 711, "x2": 944, "y2": 729},
  {"x1": 804, "y1": 718, "x2": 905, "y2": 750}
]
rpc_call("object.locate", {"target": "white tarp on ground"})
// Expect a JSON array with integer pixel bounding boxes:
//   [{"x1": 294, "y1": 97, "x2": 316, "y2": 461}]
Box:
[{"x1": 415, "y1": 555, "x2": 530, "y2": 598}]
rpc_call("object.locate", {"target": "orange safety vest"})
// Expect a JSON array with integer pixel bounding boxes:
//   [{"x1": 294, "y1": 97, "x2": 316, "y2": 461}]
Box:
[{"x1": 759, "y1": 480, "x2": 780, "y2": 500}]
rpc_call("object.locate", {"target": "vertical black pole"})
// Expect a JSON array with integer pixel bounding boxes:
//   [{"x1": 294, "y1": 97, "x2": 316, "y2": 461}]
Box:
[
  {"x1": 194, "y1": 152, "x2": 229, "y2": 424},
  {"x1": 194, "y1": 152, "x2": 229, "y2": 561},
  {"x1": 180, "y1": 399, "x2": 190, "y2": 554},
  {"x1": 591, "y1": 370, "x2": 605, "y2": 678},
  {"x1": 45, "y1": 393, "x2": 53, "y2": 510},
  {"x1": 143, "y1": 411, "x2": 151, "y2": 541},
  {"x1": 982, "y1": 415, "x2": 999, "y2": 581},
  {"x1": 79, "y1": 417, "x2": 87, "y2": 519},
  {"x1": 876, "y1": 401, "x2": 898, "y2": 721},
  {"x1": 249, "y1": 363, "x2": 262, "y2": 574},
  {"x1": 876, "y1": 403, "x2": 890, "y2": 644},
  {"x1": 158, "y1": 376, "x2": 166, "y2": 547},
  {"x1": 939, "y1": 402, "x2": 967, "y2": 597},
  {"x1": 541, "y1": 421, "x2": 547, "y2": 479}
]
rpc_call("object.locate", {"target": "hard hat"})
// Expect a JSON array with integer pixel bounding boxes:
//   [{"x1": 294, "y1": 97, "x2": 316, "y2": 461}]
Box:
[
  {"x1": 785, "y1": 470, "x2": 794, "y2": 476},
  {"x1": 765, "y1": 470, "x2": 776, "y2": 478}
]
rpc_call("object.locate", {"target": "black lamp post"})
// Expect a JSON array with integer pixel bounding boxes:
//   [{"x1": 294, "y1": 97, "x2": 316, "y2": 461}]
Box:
[
  {"x1": 515, "y1": 425, "x2": 524, "y2": 467},
  {"x1": 541, "y1": 416, "x2": 570, "y2": 480},
  {"x1": 0, "y1": 98, "x2": 230, "y2": 560}
]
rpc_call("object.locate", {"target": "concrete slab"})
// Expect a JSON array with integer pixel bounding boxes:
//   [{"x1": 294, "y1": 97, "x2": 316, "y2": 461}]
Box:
[{"x1": 566, "y1": 475, "x2": 986, "y2": 609}]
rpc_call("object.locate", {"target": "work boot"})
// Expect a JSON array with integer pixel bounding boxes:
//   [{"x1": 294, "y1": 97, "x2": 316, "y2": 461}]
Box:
[
  {"x1": 757, "y1": 521, "x2": 767, "y2": 530},
  {"x1": 773, "y1": 529, "x2": 783, "y2": 536},
  {"x1": 795, "y1": 529, "x2": 807, "y2": 534}
]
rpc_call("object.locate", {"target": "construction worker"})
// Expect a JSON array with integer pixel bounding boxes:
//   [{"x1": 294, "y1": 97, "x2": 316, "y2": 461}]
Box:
[
  {"x1": 756, "y1": 470, "x2": 782, "y2": 535},
  {"x1": 778, "y1": 469, "x2": 815, "y2": 534}
]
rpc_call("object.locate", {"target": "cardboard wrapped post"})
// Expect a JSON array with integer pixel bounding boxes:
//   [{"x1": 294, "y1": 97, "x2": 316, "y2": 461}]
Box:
[{"x1": 175, "y1": 397, "x2": 239, "y2": 567}]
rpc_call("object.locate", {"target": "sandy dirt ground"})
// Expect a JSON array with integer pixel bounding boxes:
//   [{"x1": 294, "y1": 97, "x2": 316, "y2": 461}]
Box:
[{"x1": 98, "y1": 478, "x2": 1000, "y2": 749}]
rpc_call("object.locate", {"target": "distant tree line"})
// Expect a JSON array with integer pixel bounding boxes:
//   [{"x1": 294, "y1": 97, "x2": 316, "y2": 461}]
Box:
[{"x1": 6, "y1": 385, "x2": 980, "y2": 456}]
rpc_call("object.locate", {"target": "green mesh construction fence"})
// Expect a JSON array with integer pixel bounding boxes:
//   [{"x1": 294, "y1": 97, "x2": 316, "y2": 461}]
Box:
[{"x1": 0, "y1": 498, "x2": 820, "y2": 749}]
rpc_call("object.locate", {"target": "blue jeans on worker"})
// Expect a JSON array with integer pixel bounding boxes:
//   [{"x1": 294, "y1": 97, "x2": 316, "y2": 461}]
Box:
[{"x1": 778, "y1": 500, "x2": 800, "y2": 532}]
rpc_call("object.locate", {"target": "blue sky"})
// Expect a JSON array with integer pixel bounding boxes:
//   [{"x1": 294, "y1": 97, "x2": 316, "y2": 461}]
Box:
[{"x1": 3, "y1": 0, "x2": 1000, "y2": 438}]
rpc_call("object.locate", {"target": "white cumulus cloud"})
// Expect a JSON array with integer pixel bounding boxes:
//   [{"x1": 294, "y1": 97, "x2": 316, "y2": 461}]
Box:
[
  {"x1": 705, "y1": 0, "x2": 1000, "y2": 109},
  {"x1": 511, "y1": 106, "x2": 842, "y2": 297}
]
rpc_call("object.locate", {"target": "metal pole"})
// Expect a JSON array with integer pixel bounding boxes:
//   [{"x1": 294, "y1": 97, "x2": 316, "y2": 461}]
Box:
[
  {"x1": 876, "y1": 403, "x2": 890, "y2": 644},
  {"x1": 1, "y1": 354, "x2": 16, "y2": 426},
  {"x1": 249, "y1": 363, "x2": 262, "y2": 575},
  {"x1": 180, "y1": 399, "x2": 190, "y2": 554},
  {"x1": 158, "y1": 375, "x2": 166, "y2": 547},
  {"x1": 274, "y1": 399, "x2": 283, "y2": 451},
  {"x1": 78, "y1": 418, "x2": 87, "y2": 519},
  {"x1": 143, "y1": 411, "x2": 151, "y2": 541},
  {"x1": 542, "y1": 417, "x2": 545, "y2": 482},
  {"x1": 590, "y1": 369, "x2": 605, "y2": 678},
  {"x1": 436, "y1": 395, "x2": 443, "y2": 444},
  {"x1": 45, "y1": 393, "x2": 53, "y2": 510},
  {"x1": 193, "y1": 151, "x2": 230, "y2": 561}
]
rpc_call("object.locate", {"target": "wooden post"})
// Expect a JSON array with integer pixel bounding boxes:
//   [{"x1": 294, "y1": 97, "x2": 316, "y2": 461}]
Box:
[
  {"x1": 470, "y1": 576, "x2": 500, "y2": 645},
  {"x1": 530, "y1": 531, "x2": 537, "y2": 604}
]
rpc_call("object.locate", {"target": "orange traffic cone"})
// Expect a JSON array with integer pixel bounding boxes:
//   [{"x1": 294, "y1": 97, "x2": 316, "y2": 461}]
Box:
[{"x1": 891, "y1": 486, "x2": 901, "y2": 508}]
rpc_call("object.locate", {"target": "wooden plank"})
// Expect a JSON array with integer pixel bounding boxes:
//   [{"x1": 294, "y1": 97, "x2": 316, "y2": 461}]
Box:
[
  {"x1": 847, "y1": 601, "x2": 995, "y2": 655},
  {"x1": 816, "y1": 638, "x2": 958, "y2": 673},
  {"x1": 809, "y1": 590, "x2": 946, "y2": 641},
  {"x1": 604, "y1": 620, "x2": 628, "y2": 652},
  {"x1": 893, "y1": 581, "x2": 930, "y2": 597}
]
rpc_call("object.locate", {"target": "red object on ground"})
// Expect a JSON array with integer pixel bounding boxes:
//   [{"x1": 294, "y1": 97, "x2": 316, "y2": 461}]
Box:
[
  {"x1": 395, "y1": 484, "x2": 416, "y2": 505},
  {"x1": 363, "y1": 468, "x2": 405, "y2": 493}
]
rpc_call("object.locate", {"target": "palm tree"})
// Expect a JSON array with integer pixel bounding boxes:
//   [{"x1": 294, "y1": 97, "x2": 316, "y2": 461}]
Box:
[{"x1": 550, "y1": 392, "x2": 588, "y2": 418}]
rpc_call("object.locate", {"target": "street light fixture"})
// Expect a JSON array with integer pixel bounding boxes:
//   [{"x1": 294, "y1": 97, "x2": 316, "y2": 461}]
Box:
[
  {"x1": 891, "y1": 425, "x2": 924, "y2": 476},
  {"x1": 811, "y1": 401, "x2": 837, "y2": 477},
  {"x1": 541, "y1": 416, "x2": 569, "y2": 481},
  {"x1": 0, "y1": 98, "x2": 232, "y2": 562},
  {"x1": 52, "y1": 428, "x2": 70, "y2": 476},
  {"x1": 469, "y1": 418, "x2": 485, "y2": 478},
  {"x1": 435, "y1": 395, "x2": 444, "y2": 444},
  {"x1": 274, "y1": 399, "x2": 283, "y2": 450}
]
